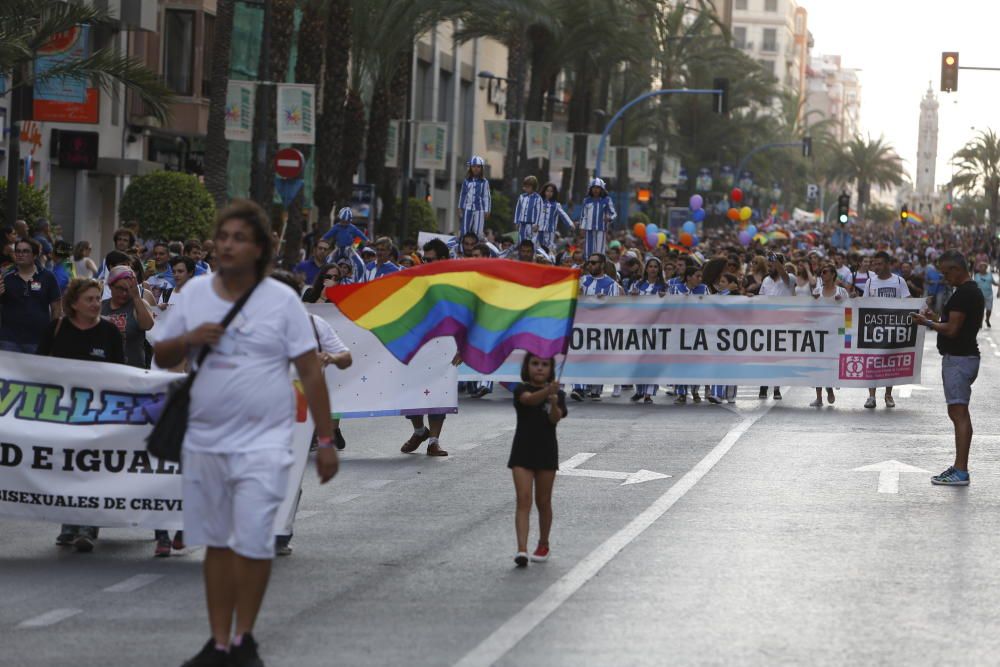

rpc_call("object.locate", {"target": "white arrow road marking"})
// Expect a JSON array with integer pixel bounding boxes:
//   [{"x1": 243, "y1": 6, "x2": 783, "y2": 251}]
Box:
[
  {"x1": 558, "y1": 452, "x2": 670, "y2": 485},
  {"x1": 17, "y1": 608, "x2": 82, "y2": 629},
  {"x1": 103, "y1": 574, "x2": 163, "y2": 593},
  {"x1": 853, "y1": 460, "x2": 930, "y2": 494},
  {"x1": 896, "y1": 384, "x2": 930, "y2": 398}
]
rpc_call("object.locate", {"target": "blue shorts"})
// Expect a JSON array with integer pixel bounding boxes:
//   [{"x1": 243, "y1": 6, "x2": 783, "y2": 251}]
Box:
[{"x1": 942, "y1": 354, "x2": 979, "y2": 405}]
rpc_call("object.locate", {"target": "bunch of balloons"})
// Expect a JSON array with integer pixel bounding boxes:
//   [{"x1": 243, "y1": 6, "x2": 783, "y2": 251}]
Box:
[
  {"x1": 632, "y1": 222, "x2": 667, "y2": 248},
  {"x1": 681, "y1": 195, "x2": 703, "y2": 247},
  {"x1": 726, "y1": 188, "x2": 753, "y2": 225}
]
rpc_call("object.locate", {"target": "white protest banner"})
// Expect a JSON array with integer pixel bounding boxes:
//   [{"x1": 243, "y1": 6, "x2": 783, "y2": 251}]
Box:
[
  {"x1": 628, "y1": 147, "x2": 650, "y2": 181},
  {"x1": 484, "y1": 120, "x2": 508, "y2": 153},
  {"x1": 0, "y1": 352, "x2": 312, "y2": 531},
  {"x1": 276, "y1": 83, "x2": 316, "y2": 144},
  {"x1": 385, "y1": 120, "x2": 400, "y2": 167},
  {"x1": 525, "y1": 121, "x2": 551, "y2": 160},
  {"x1": 459, "y1": 296, "x2": 927, "y2": 387},
  {"x1": 415, "y1": 122, "x2": 448, "y2": 170},
  {"x1": 308, "y1": 305, "x2": 459, "y2": 418},
  {"x1": 225, "y1": 81, "x2": 255, "y2": 142},
  {"x1": 550, "y1": 132, "x2": 574, "y2": 169}
]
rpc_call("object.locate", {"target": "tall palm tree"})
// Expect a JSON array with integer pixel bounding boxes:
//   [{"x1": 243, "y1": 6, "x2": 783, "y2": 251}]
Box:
[
  {"x1": 204, "y1": 0, "x2": 235, "y2": 208},
  {"x1": 951, "y1": 129, "x2": 1000, "y2": 228},
  {"x1": 830, "y1": 135, "x2": 904, "y2": 213},
  {"x1": 314, "y1": 0, "x2": 352, "y2": 231},
  {"x1": 1, "y1": 0, "x2": 173, "y2": 221}
]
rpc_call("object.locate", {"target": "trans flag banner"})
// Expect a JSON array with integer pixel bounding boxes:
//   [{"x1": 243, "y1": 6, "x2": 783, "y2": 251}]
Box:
[{"x1": 460, "y1": 296, "x2": 927, "y2": 387}]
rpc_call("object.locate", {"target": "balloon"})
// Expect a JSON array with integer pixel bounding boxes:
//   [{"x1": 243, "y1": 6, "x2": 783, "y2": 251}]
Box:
[
  {"x1": 682, "y1": 221, "x2": 696, "y2": 234},
  {"x1": 746, "y1": 224, "x2": 757, "y2": 237},
  {"x1": 692, "y1": 208, "x2": 706, "y2": 222},
  {"x1": 646, "y1": 231, "x2": 658, "y2": 247},
  {"x1": 727, "y1": 207, "x2": 740, "y2": 222},
  {"x1": 657, "y1": 232, "x2": 667, "y2": 246},
  {"x1": 633, "y1": 223, "x2": 646, "y2": 238},
  {"x1": 731, "y1": 187, "x2": 743, "y2": 203},
  {"x1": 738, "y1": 230, "x2": 752, "y2": 246},
  {"x1": 679, "y1": 232, "x2": 693, "y2": 247},
  {"x1": 689, "y1": 194, "x2": 704, "y2": 211},
  {"x1": 739, "y1": 206, "x2": 753, "y2": 221},
  {"x1": 691, "y1": 235, "x2": 700, "y2": 246},
  {"x1": 646, "y1": 223, "x2": 659, "y2": 236}
]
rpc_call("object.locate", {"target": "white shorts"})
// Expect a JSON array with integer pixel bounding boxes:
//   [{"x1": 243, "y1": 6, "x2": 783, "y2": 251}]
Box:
[{"x1": 182, "y1": 448, "x2": 294, "y2": 560}]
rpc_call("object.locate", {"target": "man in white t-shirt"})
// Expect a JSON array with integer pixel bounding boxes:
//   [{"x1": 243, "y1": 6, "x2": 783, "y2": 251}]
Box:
[
  {"x1": 155, "y1": 200, "x2": 338, "y2": 667},
  {"x1": 863, "y1": 251, "x2": 911, "y2": 410},
  {"x1": 757, "y1": 252, "x2": 793, "y2": 400}
]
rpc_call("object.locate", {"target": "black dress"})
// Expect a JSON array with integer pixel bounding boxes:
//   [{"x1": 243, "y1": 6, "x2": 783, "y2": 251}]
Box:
[{"x1": 507, "y1": 383, "x2": 567, "y2": 471}]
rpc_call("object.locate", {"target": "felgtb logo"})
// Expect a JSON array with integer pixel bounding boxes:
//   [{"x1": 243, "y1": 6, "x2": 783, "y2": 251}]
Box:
[
  {"x1": 839, "y1": 352, "x2": 916, "y2": 382},
  {"x1": 842, "y1": 356, "x2": 865, "y2": 378}
]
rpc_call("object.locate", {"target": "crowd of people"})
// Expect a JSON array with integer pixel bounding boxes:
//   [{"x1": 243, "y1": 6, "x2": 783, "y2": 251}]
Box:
[{"x1": 1, "y1": 158, "x2": 998, "y2": 665}]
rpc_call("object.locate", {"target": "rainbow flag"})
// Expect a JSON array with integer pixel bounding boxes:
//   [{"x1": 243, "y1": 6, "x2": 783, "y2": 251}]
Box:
[
  {"x1": 326, "y1": 259, "x2": 579, "y2": 373},
  {"x1": 906, "y1": 211, "x2": 926, "y2": 224}
]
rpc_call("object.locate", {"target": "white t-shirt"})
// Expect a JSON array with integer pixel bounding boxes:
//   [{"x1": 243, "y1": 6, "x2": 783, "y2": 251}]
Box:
[
  {"x1": 759, "y1": 274, "x2": 795, "y2": 296},
  {"x1": 813, "y1": 285, "x2": 850, "y2": 300},
  {"x1": 863, "y1": 273, "x2": 910, "y2": 299},
  {"x1": 835, "y1": 265, "x2": 853, "y2": 285},
  {"x1": 158, "y1": 275, "x2": 317, "y2": 453},
  {"x1": 310, "y1": 313, "x2": 348, "y2": 354}
]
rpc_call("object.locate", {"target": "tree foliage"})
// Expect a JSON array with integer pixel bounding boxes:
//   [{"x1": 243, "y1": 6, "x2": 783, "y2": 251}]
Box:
[
  {"x1": 0, "y1": 179, "x2": 50, "y2": 226},
  {"x1": 951, "y1": 129, "x2": 1000, "y2": 228},
  {"x1": 119, "y1": 172, "x2": 216, "y2": 241}
]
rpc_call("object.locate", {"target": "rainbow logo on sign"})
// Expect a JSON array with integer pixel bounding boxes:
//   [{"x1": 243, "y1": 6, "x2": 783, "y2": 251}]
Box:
[{"x1": 841, "y1": 307, "x2": 853, "y2": 349}]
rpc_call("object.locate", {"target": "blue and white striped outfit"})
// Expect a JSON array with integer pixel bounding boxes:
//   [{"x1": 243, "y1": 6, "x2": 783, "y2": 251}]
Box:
[
  {"x1": 513, "y1": 191, "x2": 543, "y2": 243},
  {"x1": 578, "y1": 180, "x2": 616, "y2": 258},
  {"x1": 536, "y1": 199, "x2": 574, "y2": 251},
  {"x1": 669, "y1": 281, "x2": 708, "y2": 399},
  {"x1": 458, "y1": 177, "x2": 491, "y2": 239},
  {"x1": 333, "y1": 247, "x2": 366, "y2": 284},
  {"x1": 363, "y1": 260, "x2": 400, "y2": 283},
  {"x1": 574, "y1": 274, "x2": 622, "y2": 396},
  {"x1": 630, "y1": 273, "x2": 667, "y2": 399}
]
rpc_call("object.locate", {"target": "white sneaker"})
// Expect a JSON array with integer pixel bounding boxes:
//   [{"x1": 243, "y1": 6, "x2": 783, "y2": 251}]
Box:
[
  {"x1": 611, "y1": 386, "x2": 622, "y2": 398},
  {"x1": 809, "y1": 398, "x2": 823, "y2": 407},
  {"x1": 514, "y1": 552, "x2": 529, "y2": 568},
  {"x1": 864, "y1": 396, "x2": 877, "y2": 409},
  {"x1": 885, "y1": 396, "x2": 896, "y2": 408}
]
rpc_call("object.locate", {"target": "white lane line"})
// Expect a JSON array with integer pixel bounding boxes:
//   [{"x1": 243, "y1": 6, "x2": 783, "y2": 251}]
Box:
[
  {"x1": 453, "y1": 403, "x2": 776, "y2": 667},
  {"x1": 103, "y1": 574, "x2": 164, "y2": 593},
  {"x1": 17, "y1": 608, "x2": 82, "y2": 628},
  {"x1": 362, "y1": 479, "x2": 396, "y2": 490},
  {"x1": 326, "y1": 493, "x2": 361, "y2": 505}
]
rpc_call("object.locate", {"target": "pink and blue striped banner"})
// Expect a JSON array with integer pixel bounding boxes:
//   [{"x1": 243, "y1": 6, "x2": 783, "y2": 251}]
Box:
[{"x1": 460, "y1": 296, "x2": 927, "y2": 387}]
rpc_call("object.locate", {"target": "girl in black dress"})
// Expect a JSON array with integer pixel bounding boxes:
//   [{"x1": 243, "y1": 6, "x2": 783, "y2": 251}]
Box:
[{"x1": 509, "y1": 353, "x2": 567, "y2": 567}]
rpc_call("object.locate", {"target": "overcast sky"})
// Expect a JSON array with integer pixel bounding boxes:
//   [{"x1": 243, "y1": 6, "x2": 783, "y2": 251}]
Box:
[{"x1": 806, "y1": 0, "x2": 998, "y2": 190}]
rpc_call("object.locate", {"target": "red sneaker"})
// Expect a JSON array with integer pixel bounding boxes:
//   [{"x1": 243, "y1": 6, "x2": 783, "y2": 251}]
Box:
[
  {"x1": 154, "y1": 537, "x2": 171, "y2": 558},
  {"x1": 530, "y1": 545, "x2": 550, "y2": 562}
]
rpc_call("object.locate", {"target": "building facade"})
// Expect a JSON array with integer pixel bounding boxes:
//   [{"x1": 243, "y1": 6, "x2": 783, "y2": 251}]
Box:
[
  {"x1": 804, "y1": 54, "x2": 861, "y2": 143},
  {"x1": 731, "y1": 0, "x2": 810, "y2": 102}
]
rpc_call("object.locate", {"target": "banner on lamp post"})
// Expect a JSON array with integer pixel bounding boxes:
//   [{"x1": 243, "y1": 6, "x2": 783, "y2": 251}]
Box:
[
  {"x1": 385, "y1": 120, "x2": 400, "y2": 167},
  {"x1": 524, "y1": 122, "x2": 551, "y2": 160},
  {"x1": 414, "y1": 122, "x2": 448, "y2": 170},
  {"x1": 484, "y1": 120, "x2": 508, "y2": 153},
  {"x1": 627, "y1": 147, "x2": 650, "y2": 181},
  {"x1": 660, "y1": 156, "x2": 682, "y2": 186},
  {"x1": 276, "y1": 84, "x2": 316, "y2": 145},
  {"x1": 225, "y1": 81, "x2": 256, "y2": 142},
  {"x1": 550, "y1": 132, "x2": 574, "y2": 169}
]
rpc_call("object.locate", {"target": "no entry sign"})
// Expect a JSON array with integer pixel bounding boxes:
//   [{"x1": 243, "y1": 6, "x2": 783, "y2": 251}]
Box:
[{"x1": 274, "y1": 148, "x2": 305, "y2": 179}]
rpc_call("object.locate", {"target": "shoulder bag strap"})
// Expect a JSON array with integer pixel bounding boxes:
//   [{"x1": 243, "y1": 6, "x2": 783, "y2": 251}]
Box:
[
  {"x1": 192, "y1": 280, "x2": 260, "y2": 371},
  {"x1": 310, "y1": 314, "x2": 322, "y2": 348}
]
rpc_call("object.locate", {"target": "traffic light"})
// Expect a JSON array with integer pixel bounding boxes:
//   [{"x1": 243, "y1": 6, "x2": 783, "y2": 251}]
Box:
[
  {"x1": 636, "y1": 188, "x2": 651, "y2": 203},
  {"x1": 837, "y1": 193, "x2": 850, "y2": 225},
  {"x1": 945, "y1": 202, "x2": 953, "y2": 217},
  {"x1": 900, "y1": 205, "x2": 909, "y2": 224},
  {"x1": 941, "y1": 52, "x2": 959, "y2": 92},
  {"x1": 713, "y1": 77, "x2": 729, "y2": 114}
]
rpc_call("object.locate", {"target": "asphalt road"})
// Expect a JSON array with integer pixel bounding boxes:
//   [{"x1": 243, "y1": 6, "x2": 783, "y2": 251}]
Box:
[{"x1": 3, "y1": 331, "x2": 1000, "y2": 667}]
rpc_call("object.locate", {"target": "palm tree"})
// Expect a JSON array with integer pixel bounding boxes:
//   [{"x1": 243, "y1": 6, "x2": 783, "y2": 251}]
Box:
[
  {"x1": 1, "y1": 0, "x2": 173, "y2": 221},
  {"x1": 204, "y1": 0, "x2": 235, "y2": 208},
  {"x1": 951, "y1": 129, "x2": 1000, "y2": 228},
  {"x1": 830, "y1": 135, "x2": 905, "y2": 213},
  {"x1": 314, "y1": 0, "x2": 353, "y2": 231}
]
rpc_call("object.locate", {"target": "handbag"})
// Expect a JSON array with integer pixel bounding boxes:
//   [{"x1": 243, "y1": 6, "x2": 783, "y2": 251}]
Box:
[{"x1": 145, "y1": 282, "x2": 259, "y2": 462}]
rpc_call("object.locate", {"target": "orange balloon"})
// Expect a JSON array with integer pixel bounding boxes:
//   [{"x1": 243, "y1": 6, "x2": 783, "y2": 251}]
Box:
[
  {"x1": 727, "y1": 207, "x2": 740, "y2": 222},
  {"x1": 633, "y1": 223, "x2": 646, "y2": 238},
  {"x1": 679, "y1": 232, "x2": 694, "y2": 247}
]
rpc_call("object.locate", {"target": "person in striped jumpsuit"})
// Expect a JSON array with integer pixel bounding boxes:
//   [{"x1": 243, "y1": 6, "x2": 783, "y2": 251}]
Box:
[
  {"x1": 578, "y1": 178, "x2": 616, "y2": 258},
  {"x1": 629, "y1": 257, "x2": 668, "y2": 403},
  {"x1": 513, "y1": 176, "x2": 543, "y2": 243},
  {"x1": 536, "y1": 182, "x2": 574, "y2": 252},
  {"x1": 570, "y1": 253, "x2": 622, "y2": 402},
  {"x1": 669, "y1": 266, "x2": 708, "y2": 404},
  {"x1": 458, "y1": 156, "x2": 491, "y2": 239}
]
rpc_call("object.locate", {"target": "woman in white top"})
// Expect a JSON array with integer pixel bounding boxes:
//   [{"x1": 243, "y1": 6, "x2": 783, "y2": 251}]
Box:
[
  {"x1": 794, "y1": 261, "x2": 815, "y2": 297},
  {"x1": 72, "y1": 241, "x2": 98, "y2": 279},
  {"x1": 809, "y1": 265, "x2": 850, "y2": 407}
]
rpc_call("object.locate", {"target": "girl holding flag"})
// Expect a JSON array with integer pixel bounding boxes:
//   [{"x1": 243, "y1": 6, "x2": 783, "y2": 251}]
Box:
[{"x1": 457, "y1": 156, "x2": 492, "y2": 239}]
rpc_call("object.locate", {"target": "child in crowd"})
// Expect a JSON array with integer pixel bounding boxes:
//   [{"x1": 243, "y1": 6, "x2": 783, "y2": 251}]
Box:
[
  {"x1": 322, "y1": 207, "x2": 369, "y2": 262},
  {"x1": 513, "y1": 176, "x2": 543, "y2": 243},
  {"x1": 458, "y1": 156, "x2": 492, "y2": 239},
  {"x1": 536, "y1": 182, "x2": 574, "y2": 252},
  {"x1": 578, "y1": 177, "x2": 616, "y2": 258},
  {"x1": 509, "y1": 353, "x2": 566, "y2": 568}
]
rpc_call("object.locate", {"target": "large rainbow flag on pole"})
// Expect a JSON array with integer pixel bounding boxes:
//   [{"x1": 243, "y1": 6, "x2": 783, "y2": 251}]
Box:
[{"x1": 326, "y1": 259, "x2": 579, "y2": 373}]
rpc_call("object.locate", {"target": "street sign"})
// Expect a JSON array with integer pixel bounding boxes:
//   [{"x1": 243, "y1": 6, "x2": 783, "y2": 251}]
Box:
[
  {"x1": 806, "y1": 184, "x2": 819, "y2": 201},
  {"x1": 274, "y1": 147, "x2": 305, "y2": 179}
]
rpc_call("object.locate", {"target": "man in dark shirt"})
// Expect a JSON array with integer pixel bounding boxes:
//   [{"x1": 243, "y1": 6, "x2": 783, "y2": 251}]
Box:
[
  {"x1": 913, "y1": 250, "x2": 984, "y2": 486},
  {"x1": 0, "y1": 238, "x2": 62, "y2": 353}
]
